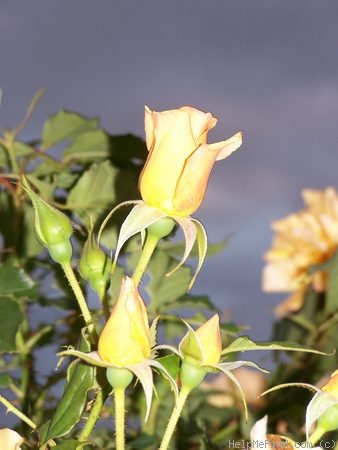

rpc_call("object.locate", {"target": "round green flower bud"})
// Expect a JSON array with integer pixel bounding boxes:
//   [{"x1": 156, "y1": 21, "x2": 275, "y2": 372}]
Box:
[
  {"x1": 80, "y1": 241, "x2": 111, "y2": 298},
  {"x1": 147, "y1": 217, "x2": 175, "y2": 240},
  {"x1": 106, "y1": 367, "x2": 134, "y2": 390},
  {"x1": 180, "y1": 360, "x2": 207, "y2": 390}
]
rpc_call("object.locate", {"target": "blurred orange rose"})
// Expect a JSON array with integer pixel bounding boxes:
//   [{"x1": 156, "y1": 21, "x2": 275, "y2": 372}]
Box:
[
  {"x1": 139, "y1": 106, "x2": 242, "y2": 217},
  {"x1": 262, "y1": 187, "x2": 338, "y2": 316}
]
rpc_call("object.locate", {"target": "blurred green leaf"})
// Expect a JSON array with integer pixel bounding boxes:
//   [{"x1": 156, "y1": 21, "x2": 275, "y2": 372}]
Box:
[
  {"x1": 127, "y1": 434, "x2": 157, "y2": 449},
  {"x1": 53, "y1": 440, "x2": 88, "y2": 450},
  {"x1": 166, "y1": 294, "x2": 216, "y2": 311},
  {"x1": 108, "y1": 134, "x2": 146, "y2": 168},
  {"x1": 66, "y1": 161, "x2": 118, "y2": 223},
  {"x1": 0, "y1": 296, "x2": 24, "y2": 352},
  {"x1": 0, "y1": 265, "x2": 36, "y2": 297},
  {"x1": 56, "y1": 171, "x2": 79, "y2": 190},
  {"x1": 140, "y1": 250, "x2": 192, "y2": 312},
  {"x1": 26, "y1": 174, "x2": 55, "y2": 199},
  {"x1": 220, "y1": 322, "x2": 243, "y2": 336},
  {"x1": 0, "y1": 373, "x2": 12, "y2": 386},
  {"x1": 13, "y1": 141, "x2": 35, "y2": 158},
  {"x1": 42, "y1": 110, "x2": 99, "y2": 149},
  {"x1": 63, "y1": 129, "x2": 110, "y2": 163},
  {"x1": 160, "y1": 237, "x2": 228, "y2": 259},
  {"x1": 156, "y1": 354, "x2": 180, "y2": 381}
]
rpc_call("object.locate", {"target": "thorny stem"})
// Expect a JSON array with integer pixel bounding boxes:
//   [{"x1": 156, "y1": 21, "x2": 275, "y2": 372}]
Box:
[
  {"x1": 0, "y1": 394, "x2": 36, "y2": 430},
  {"x1": 114, "y1": 388, "x2": 126, "y2": 450},
  {"x1": 77, "y1": 389, "x2": 106, "y2": 445},
  {"x1": 61, "y1": 262, "x2": 98, "y2": 343},
  {"x1": 159, "y1": 386, "x2": 191, "y2": 450}
]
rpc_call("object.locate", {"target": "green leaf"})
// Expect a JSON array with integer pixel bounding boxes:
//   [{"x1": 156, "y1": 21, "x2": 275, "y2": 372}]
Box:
[
  {"x1": 0, "y1": 265, "x2": 36, "y2": 298},
  {"x1": 166, "y1": 294, "x2": 216, "y2": 311},
  {"x1": 42, "y1": 110, "x2": 99, "y2": 149},
  {"x1": 66, "y1": 161, "x2": 118, "y2": 223},
  {"x1": 0, "y1": 373, "x2": 12, "y2": 387},
  {"x1": 13, "y1": 141, "x2": 35, "y2": 158},
  {"x1": 0, "y1": 297, "x2": 24, "y2": 352},
  {"x1": 53, "y1": 440, "x2": 88, "y2": 450},
  {"x1": 142, "y1": 250, "x2": 192, "y2": 311},
  {"x1": 156, "y1": 354, "x2": 180, "y2": 381},
  {"x1": 40, "y1": 331, "x2": 95, "y2": 444},
  {"x1": 127, "y1": 434, "x2": 157, "y2": 449},
  {"x1": 108, "y1": 134, "x2": 147, "y2": 168},
  {"x1": 26, "y1": 174, "x2": 55, "y2": 200},
  {"x1": 63, "y1": 129, "x2": 110, "y2": 163},
  {"x1": 221, "y1": 336, "x2": 330, "y2": 356},
  {"x1": 160, "y1": 237, "x2": 228, "y2": 259},
  {"x1": 220, "y1": 321, "x2": 243, "y2": 336}
]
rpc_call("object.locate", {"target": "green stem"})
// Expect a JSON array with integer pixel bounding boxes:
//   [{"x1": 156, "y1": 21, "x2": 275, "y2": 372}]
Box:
[
  {"x1": 114, "y1": 388, "x2": 126, "y2": 450},
  {"x1": 0, "y1": 394, "x2": 36, "y2": 430},
  {"x1": 101, "y1": 292, "x2": 111, "y2": 321},
  {"x1": 132, "y1": 233, "x2": 159, "y2": 287},
  {"x1": 78, "y1": 389, "x2": 105, "y2": 444},
  {"x1": 159, "y1": 386, "x2": 191, "y2": 450},
  {"x1": 308, "y1": 426, "x2": 326, "y2": 445},
  {"x1": 61, "y1": 262, "x2": 97, "y2": 342}
]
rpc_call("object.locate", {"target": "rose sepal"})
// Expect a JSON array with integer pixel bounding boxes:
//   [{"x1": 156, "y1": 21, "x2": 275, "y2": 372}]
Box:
[
  {"x1": 57, "y1": 348, "x2": 178, "y2": 421},
  {"x1": 99, "y1": 201, "x2": 208, "y2": 289}
]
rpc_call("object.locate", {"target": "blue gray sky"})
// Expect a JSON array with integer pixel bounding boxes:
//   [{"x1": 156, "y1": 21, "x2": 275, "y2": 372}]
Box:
[{"x1": 1, "y1": 1, "x2": 338, "y2": 339}]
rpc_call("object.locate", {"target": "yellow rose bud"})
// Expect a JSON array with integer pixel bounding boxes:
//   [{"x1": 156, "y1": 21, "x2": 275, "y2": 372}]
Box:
[
  {"x1": 181, "y1": 314, "x2": 222, "y2": 367},
  {"x1": 139, "y1": 106, "x2": 242, "y2": 217},
  {"x1": 195, "y1": 314, "x2": 222, "y2": 365},
  {"x1": 322, "y1": 369, "x2": 338, "y2": 397},
  {"x1": 98, "y1": 276, "x2": 151, "y2": 366}
]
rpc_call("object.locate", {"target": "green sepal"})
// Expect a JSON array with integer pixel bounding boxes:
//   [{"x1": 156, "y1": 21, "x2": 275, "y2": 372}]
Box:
[{"x1": 317, "y1": 403, "x2": 338, "y2": 433}]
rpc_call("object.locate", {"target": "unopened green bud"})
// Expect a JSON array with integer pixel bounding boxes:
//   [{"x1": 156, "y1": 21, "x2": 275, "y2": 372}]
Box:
[
  {"x1": 80, "y1": 240, "x2": 111, "y2": 298},
  {"x1": 22, "y1": 176, "x2": 73, "y2": 264}
]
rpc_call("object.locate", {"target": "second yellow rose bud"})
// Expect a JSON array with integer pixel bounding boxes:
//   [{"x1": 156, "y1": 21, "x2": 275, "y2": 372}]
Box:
[{"x1": 98, "y1": 276, "x2": 151, "y2": 366}]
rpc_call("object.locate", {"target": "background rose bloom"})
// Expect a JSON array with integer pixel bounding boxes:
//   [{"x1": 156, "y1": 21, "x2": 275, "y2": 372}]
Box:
[
  {"x1": 139, "y1": 105, "x2": 242, "y2": 217},
  {"x1": 0, "y1": 428, "x2": 24, "y2": 450},
  {"x1": 262, "y1": 187, "x2": 338, "y2": 316}
]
